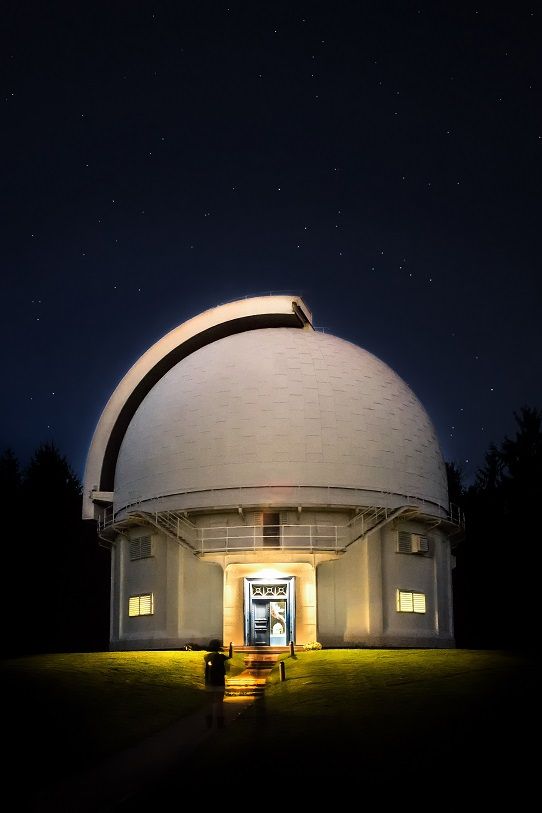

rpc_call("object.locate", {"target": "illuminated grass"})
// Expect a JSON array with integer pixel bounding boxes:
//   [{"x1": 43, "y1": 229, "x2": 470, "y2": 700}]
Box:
[
  {"x1": 2, "y1": 648, "x2": 537, "y2": 793},
  {"x1": 179, "y1": 648, "x2": 538, "y2": 784},
  {"x1": 2, "y1": 650, "x2": 246, "y2": 779}
]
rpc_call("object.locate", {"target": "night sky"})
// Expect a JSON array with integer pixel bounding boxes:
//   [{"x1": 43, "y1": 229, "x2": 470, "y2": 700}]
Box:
[{"x1": 2, "y1": 2, "x2": 541, "y2": 487}]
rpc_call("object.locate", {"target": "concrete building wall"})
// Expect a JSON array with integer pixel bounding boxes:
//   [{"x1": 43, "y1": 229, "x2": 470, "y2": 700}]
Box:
[
  {"x1": 377, "y1": 523, "x2": 454, "y2": 647},
  {"x1": 109, "y1": 542, "x2": 121, "y2": 646},
  {"x1": 108, "y1": 514, "x2": 454, "y2": 650},
  {"x1": 316, "y1": 538, "x2": 369, "y2": 646},
  {"x1": 316, "y1": 522, "x2": 455, "y2": 648},
  {"x1": 178, "y1": 549, "x2": 223, "y2": 645},
  {"x1": 110, "y1": 529, "x2": 224, "y2": 650},
  {"x1": 113, "y1": 530, "x2": 175, "y2": 646}
]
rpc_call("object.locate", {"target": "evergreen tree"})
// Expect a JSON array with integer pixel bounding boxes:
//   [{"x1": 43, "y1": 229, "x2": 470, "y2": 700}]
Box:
[
  {"x1": 473, "y1": 444, "x2": 504, "y2": 494},
  {"x1": 453, "y1": 406, "x2": 542, "y2": 651},
  {"x1": 445, "y1": 460, "x2": 465, "y2": 508},
  {"x1": 3, "y1": 448, "x2": 23, "y2": 655},
  {"x1": 6, "y1": 441, "x2": 109, "y2": 656},
  {"x1": 500, "y1": 406, "x2": 542, "y2": 506},
  {"x1": 0, "y1": 447, "x2": 22, "y2": 505}
]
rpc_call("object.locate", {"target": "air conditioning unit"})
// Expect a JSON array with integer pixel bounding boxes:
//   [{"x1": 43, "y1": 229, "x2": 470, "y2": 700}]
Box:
[{"x1": 411, "y1": 534, "x2": 429, "y2": 553}]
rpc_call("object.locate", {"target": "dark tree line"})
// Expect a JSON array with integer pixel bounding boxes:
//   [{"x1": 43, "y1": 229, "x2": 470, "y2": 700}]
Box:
[
  {"x1": 1, "y1": 442, "x2": 110, "y2": 657},
  {"x1": 450, "y1": 405, "x2": 542, "y2": 652},
  {"x1": 3, "y1": 407, "x2": 540, "y2": 656}
]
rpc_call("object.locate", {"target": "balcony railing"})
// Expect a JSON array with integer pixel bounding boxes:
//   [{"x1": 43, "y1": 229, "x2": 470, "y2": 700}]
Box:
[
  {"x1": 96, "y1": 493, "x2": 464, "y2": 553},
  {"x1": 197, "y1": 524, "x2": 348, "y2": 553}
]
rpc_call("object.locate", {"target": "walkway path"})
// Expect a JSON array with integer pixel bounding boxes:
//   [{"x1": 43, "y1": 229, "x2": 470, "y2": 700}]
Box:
[
  {"x1": 29, "y1": 649, "x2": 280, "y2": 812},
  {"x1": 29, "y1": 696, "x2": 255, "y2": 812}
]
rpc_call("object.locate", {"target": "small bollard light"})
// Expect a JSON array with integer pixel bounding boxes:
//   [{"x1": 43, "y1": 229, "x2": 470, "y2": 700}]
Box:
[
  {"x1": 289, "y1": 640, "x2": 295, "y2": 656},
  {"x1": 279, "y1": 661, "x2": 286, "y2": 681},
  {"x1": 229, "y1": 641, "x2": 233, "y2": 658}
]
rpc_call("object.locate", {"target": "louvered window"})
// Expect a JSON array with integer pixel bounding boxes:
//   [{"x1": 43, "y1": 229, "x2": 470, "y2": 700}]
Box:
[
  {"x1": 396, "y1": 590, "x2": 426, "y2": 613},
  {"x1": 128, "y1": 593, "x2": 154, "y2": 617},
  {"x1": 398, "y1": 531, "x2": 412, "y2": 553},
  {"x1": 130, "y1": 536, "x2": 152, "y2": 561},
  {"x1": 412, "y1": 534, "x2": 429, "y2": 553},
  {"x1": 397, "y1": 531, "x2": 429, "y2": 554}
]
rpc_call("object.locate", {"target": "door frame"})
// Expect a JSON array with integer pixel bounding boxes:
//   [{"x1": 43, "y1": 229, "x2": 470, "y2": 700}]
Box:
[{"x1": 244, "y1": 576, "x2": 295, "y2": 646}]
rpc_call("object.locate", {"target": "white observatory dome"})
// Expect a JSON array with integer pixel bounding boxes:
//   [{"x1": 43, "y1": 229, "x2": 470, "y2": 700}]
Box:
[{"x1": 113, "y1": 327, "x2": 448, "y2": 512}]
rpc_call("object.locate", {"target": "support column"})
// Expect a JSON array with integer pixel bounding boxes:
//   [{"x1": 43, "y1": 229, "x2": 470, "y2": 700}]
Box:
[{"x1": 366, "y1": 529, "x2": 384, "y2": 638}]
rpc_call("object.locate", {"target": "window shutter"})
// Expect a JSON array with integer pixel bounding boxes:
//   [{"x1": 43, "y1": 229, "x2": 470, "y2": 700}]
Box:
[
  {"x1": 130, "y1": 536, "x2": 152, "y2": 561},
  {"x1": 397, "y1": 590, "x2": 426, "y2": 614},
  {"x1": 398, "y1": 531, "x2": 412, "y2": 553},
  {"x1": 397, "y1": 590, "x2": 414, "y2": 612},
  {"x1": 412, "y1": 534, "x2": 429, "y2": 553},
  {"x1": 398, "y1": 531, "x2": 429, "y2": 554},
  {"x1": 128, "y1": 593, "x2": 154, "y2": 617},
  {"x1": 412, "y1": 593, "x2": 426, "y2": 613}
]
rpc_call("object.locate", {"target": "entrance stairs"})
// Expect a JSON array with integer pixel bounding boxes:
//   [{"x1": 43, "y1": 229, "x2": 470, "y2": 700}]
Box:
[{"x1": 225, "y1": 646, "x2": 300, "y2": 697}]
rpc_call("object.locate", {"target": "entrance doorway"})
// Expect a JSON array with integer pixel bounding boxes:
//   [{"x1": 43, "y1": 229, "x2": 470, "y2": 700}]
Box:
[{"x1": 244, "y1": 577, "x2": 295, "y2": 646}]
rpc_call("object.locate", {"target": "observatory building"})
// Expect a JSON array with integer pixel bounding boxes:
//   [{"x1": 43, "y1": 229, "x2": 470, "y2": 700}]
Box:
[{"x1": 83, "y1": 295, "x2": 461, "y2": 649}]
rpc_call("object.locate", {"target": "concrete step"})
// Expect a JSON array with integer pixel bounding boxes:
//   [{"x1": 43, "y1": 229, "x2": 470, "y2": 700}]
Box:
[
  {"x1": 226, "y1": 655, "x2": 278, "y2": 696},
  {"x1": 233, "y1": 646, "x2": 301, "y2": 654},
  {"x1": 243, "y1": 658, "x2": 278, "y2": 670},
  {"x1": 226, "y1": 676, "x2": 267, "y2": 697},
  {"x1": 226, "y1": 685, "x2": 266, "y2": 697}
]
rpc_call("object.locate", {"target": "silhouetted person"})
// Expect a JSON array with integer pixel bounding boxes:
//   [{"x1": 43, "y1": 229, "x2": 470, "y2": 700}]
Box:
[{"x1": 203, "y1": 639, "x2": 230, "y2": 729}]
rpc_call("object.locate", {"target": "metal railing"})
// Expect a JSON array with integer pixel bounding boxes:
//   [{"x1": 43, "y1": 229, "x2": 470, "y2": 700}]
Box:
[
  {"x1": 197, "y1": 524, "x2": 348, "y2": 553},
  {"x1": 96, "y1": 492, "x2": 464, "y2": 553}
]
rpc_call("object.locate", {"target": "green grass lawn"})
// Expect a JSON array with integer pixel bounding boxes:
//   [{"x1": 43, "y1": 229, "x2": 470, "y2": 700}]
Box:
[
  {"x1": 2, "y1": 648, "x2": 538, "y2": 801},
  {"x1": 2, "y1": 649, "x2": 246, "y2": 785},
  {"x1": 181, "y1": 648, "x2": 539, "y2": 791}
]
